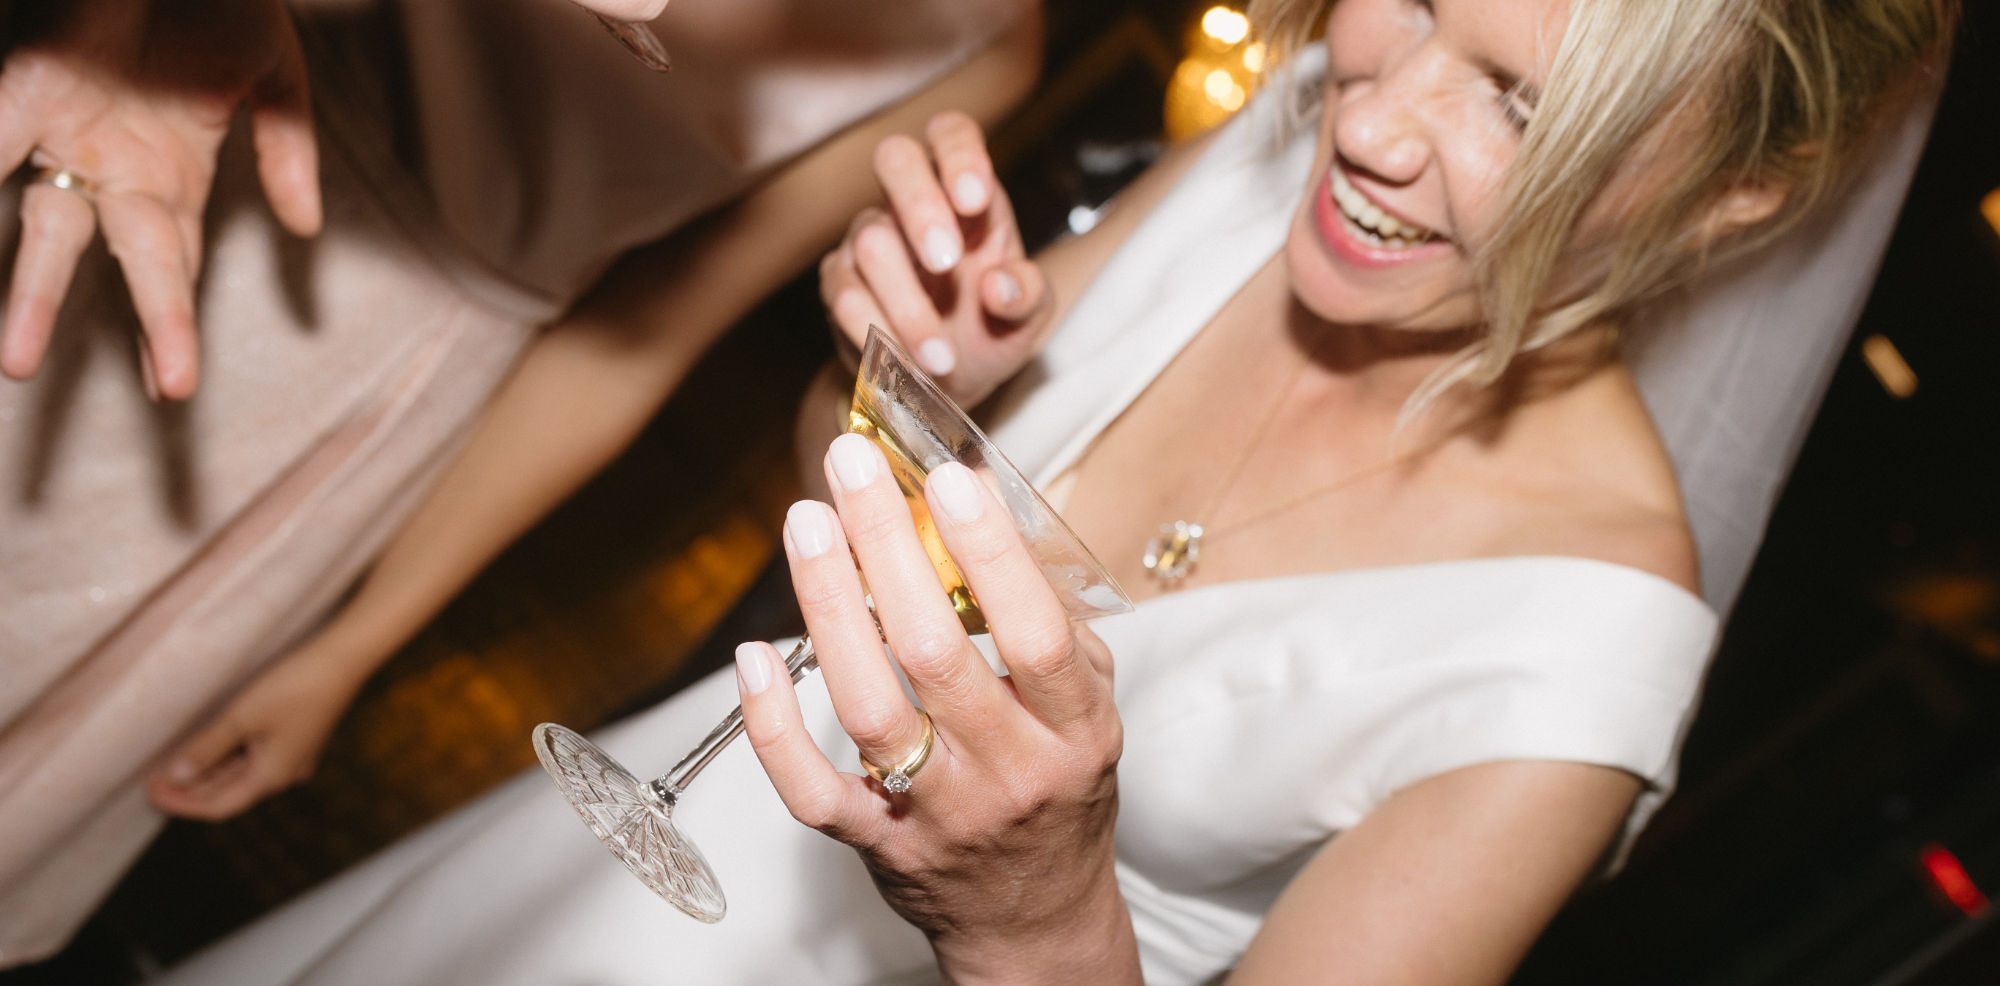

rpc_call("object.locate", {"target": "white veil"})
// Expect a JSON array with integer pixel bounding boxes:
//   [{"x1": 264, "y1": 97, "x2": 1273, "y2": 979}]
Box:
[{"x1": 1625, "y1": 91, "x2": 1939, "y2": 615}]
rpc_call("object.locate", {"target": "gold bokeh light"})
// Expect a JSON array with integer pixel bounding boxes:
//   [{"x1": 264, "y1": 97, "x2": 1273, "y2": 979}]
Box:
[{"x1": 1166, "y1": 6, "x2": 1264, "y2": 140}]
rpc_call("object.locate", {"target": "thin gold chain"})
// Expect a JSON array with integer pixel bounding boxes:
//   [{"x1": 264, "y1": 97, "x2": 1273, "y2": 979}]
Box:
[{"x1": 1181, "y1": 330, "x2": 1445, "y2": 546}]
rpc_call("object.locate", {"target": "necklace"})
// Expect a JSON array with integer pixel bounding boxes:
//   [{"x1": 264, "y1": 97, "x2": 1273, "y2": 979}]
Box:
[{"x1": 1141, "y1": 333, "x2": 1443, "y2": 587}]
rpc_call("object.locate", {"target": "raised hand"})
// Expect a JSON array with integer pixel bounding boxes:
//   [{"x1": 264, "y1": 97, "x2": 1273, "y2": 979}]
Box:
[
  {"x1": 736, "y1": 433, "x2": 1141, "y2": 982},
  {"x1": 0, "y1": 0, "x2": 322, "y2": 400},
  {"x1": 819, "y1": 111, "x2": 1051, "y2": 408}
]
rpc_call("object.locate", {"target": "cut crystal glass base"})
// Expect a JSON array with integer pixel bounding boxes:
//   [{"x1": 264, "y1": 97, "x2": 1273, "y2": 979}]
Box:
[{"x1": 533, "y1": 723, "x2": 727, "y2": 922}]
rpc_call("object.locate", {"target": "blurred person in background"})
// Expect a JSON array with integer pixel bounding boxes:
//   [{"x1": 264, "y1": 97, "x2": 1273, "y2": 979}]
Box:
[{"x1": 0, "y1": 0, "x2": 1041, "y2": 965}]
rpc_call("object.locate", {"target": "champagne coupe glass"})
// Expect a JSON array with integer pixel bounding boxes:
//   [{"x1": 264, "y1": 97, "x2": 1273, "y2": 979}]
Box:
[{"x1": 532, "y1": 327, "x2": 1135, "y2": 923}]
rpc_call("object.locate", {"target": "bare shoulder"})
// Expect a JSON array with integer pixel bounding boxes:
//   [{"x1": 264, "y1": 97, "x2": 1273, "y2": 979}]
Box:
[{"x1": 1475, "y1": 364, "x2": 1702, "y2": 597}]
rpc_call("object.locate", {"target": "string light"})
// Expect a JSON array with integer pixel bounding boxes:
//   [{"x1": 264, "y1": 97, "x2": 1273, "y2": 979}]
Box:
[
  {"x1": 1860, "y1": 333, "x2": 1918, "y2": 399},
  {"x1": 1166, "y1": 6, "x2": 1263, "y2": 140},
  {"x1": 1201, "y1": 6, "x2": 1251, "y2": 45}
]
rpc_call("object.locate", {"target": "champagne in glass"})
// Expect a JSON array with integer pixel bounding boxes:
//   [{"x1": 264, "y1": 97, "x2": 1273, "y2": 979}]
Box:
[{"x1": 532, "y1": 327, "x2": 1131, "y2": 922}]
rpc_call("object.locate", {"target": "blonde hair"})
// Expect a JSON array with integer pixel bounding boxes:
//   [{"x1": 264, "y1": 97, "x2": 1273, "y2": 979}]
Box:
[{"x1": 1244, "y1": 0, "x2": 1958, "y2": 413}]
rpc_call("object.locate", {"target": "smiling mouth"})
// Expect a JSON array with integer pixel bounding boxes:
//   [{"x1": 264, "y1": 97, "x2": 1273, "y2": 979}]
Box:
[{"x1": 1328, "y1": 168, "x2": 1443, "y2": 249}]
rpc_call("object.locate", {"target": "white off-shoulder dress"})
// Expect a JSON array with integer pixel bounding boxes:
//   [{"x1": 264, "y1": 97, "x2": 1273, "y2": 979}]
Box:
[{"x1": 156, "y1": 52, "x2": 1726, "y2": 986}]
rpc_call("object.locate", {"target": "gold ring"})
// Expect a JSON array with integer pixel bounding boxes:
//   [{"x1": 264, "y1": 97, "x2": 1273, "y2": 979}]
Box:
[
  {"x1": 30, "y1": 166, "x2": 97, "y2": 205},
  {"x1": 859, "y1": 709, "x2": 933, "y2": 794}
]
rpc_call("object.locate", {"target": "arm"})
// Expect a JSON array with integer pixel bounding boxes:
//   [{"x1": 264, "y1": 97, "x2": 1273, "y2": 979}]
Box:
[
  {"x1": 146, "y1": 7, "x2": 1046, "y2": 820},
  {"x1": 1231, "y1": 761, "x2": 1642, "y2": 984}
]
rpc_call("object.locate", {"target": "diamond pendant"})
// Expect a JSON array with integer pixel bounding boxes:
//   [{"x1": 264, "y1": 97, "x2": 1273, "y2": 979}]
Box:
[{"x1": 1143, "y1": 521, "x2": 1203, "y2": 585}]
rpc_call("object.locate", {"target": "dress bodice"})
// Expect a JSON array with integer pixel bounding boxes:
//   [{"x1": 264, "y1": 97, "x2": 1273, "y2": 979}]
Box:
[{"x1": 1099, "y1": 557, "x2": 1715, "y2": 980}]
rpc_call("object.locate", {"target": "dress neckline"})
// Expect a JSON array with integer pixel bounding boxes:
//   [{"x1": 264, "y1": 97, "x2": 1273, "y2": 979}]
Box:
[{"x1": 1112, "y1": 553, "x2": 1717, "y2": 624}]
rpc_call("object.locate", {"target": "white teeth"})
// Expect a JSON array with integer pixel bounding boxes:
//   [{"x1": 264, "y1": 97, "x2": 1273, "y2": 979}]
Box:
[{"x1": 1329, "y1": 168, "x2": 1438, "y2": 247}]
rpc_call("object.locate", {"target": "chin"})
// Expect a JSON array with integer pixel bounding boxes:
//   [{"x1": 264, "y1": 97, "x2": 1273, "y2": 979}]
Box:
[{"x1": 1281, "y1": 210, "x2": 1472, "y2": 330}]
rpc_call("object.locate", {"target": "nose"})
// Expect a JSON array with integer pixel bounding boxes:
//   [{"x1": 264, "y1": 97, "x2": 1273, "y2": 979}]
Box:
[{"x1": 1332, "y1": 41, "x2": 1442, "y2": 185}]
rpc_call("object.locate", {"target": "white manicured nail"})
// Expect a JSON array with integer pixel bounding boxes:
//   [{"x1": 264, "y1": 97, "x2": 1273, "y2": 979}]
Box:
[
  {"x1": 990, "y1": 270, "x2": 1021, "y2": 308},
  {"x1": 918, "y1": 338, "x2": 956, "y2": 377},
  {"x1": 828, "y1": 432, "x2": 880, "y2": 491},
  {"x1": 922, "y1": 226, "x2": 960, "y2": 272},
  {"x1": 785, "y1": 500, "x2": 833, "y2": 558},
  {"x1": 927, "y1": 461, "x2": 982, "y2": 523},
  {"x1": 736, "y1": 642, "x2": 772, "y2": 695},
  {"x1": 952, "y1": 173, "x2": 987, "y2": 212}
]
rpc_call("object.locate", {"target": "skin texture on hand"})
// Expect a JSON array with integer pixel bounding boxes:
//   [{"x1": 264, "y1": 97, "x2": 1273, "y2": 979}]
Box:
[
  {"x1": 819, "y1": 110, "x2": 1053, "y2": 409},
  {"x1": 737, "y1": 437, "x2": 1144, "y2": 983},
  {"x1": 0, "y1": 0, "x2": 321, "y2": 400},
  {"x1": 146, "y1": 637, "x2": 365, "y2": 821}
]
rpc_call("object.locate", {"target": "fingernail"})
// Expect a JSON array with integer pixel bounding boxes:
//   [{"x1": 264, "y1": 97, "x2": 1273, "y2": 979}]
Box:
[
  {"x1": 828, "y1": 432, "x2": 880, "y2": 491},
  {"x1": 785, "y1": 500, "x2": 833, "y2": 558},
  {"x1": 990, "y1": 270, "x2": 1022, "y2": 308},
  {"x1": 922, "y1": 226, "x2": 960, "y2": 272},
  {"x1": 927, "y1": 461, "x2": 983, "y2": 523},
  {"x1": 918, "y1": 338, "x2": 956, "y2": 377},
  {"x1": 735, "y1": 642, "x2": 773, "y2": 695},
  {"x1": 952, "y1": 173, "x2": 987, "y2": 212},
  {"x1": 168, "y1": 759, "x2": 197, "y2": 783}
]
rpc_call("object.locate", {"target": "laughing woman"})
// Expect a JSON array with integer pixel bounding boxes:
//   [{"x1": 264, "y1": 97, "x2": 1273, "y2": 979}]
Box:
[{"x1": 161, "y1": 0, "x2": 1954, "y2": 983}]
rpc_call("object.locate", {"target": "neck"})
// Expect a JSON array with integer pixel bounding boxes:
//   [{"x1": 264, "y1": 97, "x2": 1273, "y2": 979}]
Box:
[{"x1": 1287, "y1": 303, "x2": 1619, "y2": 420}]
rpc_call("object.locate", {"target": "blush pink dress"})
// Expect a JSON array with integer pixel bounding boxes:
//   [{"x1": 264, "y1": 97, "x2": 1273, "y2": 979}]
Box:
[{"x1": 0, "y1": 0, "x2": 1032, "y2": 964}]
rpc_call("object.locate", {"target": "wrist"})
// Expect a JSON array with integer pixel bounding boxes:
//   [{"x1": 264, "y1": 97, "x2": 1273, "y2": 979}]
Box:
[{"x1": 931, "y1": 868, "x2": 1142, "y2": 986}]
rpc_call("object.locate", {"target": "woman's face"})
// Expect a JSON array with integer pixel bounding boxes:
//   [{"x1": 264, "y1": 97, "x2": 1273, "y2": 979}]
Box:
[{"x1": 1285, "y1": 0, "x2": 1570, "y2": 332}]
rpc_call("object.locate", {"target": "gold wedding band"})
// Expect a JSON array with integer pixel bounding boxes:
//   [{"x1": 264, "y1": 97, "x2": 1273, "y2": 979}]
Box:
[
  {"x1": 859, "y1": 709, "x2": 933, "y2": 794},
  {"x1": 30, "y1": 166, "x2": 97, "y2": 205}
]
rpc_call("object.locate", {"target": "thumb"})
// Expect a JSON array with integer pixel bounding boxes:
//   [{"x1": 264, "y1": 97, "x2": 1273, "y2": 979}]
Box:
[
  {"x1": 158, "y1": 713, "x2": 250, "y2": 788},
  {"x1": 980, "y1": 259, "x2": 1049, "y2": 325}
]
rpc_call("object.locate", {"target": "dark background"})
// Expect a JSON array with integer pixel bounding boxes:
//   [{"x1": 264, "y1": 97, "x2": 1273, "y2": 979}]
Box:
[{"x1": 9, "y1": 2, "x2": 1998, "y2": 983}]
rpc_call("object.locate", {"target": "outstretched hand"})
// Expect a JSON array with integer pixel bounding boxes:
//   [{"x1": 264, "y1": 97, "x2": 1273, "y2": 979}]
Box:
[
  {"x1": 736, "y1": 433, "x2": 1142, "y2": 983},
  {"x1": 0, "y1": 0, "x2": 321, "y2": 400}
]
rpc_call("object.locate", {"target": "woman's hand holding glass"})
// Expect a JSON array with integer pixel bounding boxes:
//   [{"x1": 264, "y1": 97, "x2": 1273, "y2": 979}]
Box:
[
  {"x1": 819, "y1": 112, "x2": 1050, "y2": 409},
  {"x1": 736, "y1": 432, "x2": 1139, "y2": 981}
]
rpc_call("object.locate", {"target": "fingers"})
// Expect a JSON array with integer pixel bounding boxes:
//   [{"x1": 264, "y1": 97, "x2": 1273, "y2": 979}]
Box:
[
  {"x1": 734, "y1": 640, "x2": 890, "y2": 840},
  {"x1": 873, "y1": 134, "x2": 961, "y2": 277},
  {"x1": 818, "y1": 238, "x2": 892, "y2": 355},
  {"x1": 851, "y1": 217, "x2": 953, "y2": 377},
  {"x1": 981, "y1": 258, "x2": 1047, "y2": 325},
  {"x1": 924, "y1": 111, "x2": 999, "y2": 217},
  {"x1": 780, "y1": 500, "x2": 932, "y2": 781},
  {"x1": 146, "y1": 717, "x2": 272, "y2": 821},
  {"x1": 251, "y1": 16, "x2": 323, "y2": 237},
  {"x1": 0, "y1": 183, "x2": 94, "y2": 380},
  {"x1": 96, "y1": 193, "x2": 200, "y2": 399},
  {"x1": 924, "y1": 461, "x2": 1105, "y2": 724},
  {"x1": 821, "y1": 433, "x2": 1011, "y2": 726}
]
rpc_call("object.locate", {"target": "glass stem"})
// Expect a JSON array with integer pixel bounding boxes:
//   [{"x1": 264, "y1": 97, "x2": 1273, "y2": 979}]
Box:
[{"x1": 649, "y1": 637, "x2": 818, "y2": 806}]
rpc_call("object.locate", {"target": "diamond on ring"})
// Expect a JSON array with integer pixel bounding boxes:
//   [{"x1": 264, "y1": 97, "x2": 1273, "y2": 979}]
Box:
[
  {"x1": 859, "y1": 709, "x2": 933, "y2": 795},
  {"x1": 29, "y1": 166, "x2": 98, "y2": 204}
]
